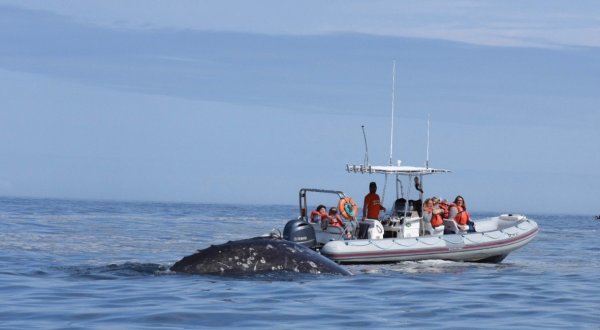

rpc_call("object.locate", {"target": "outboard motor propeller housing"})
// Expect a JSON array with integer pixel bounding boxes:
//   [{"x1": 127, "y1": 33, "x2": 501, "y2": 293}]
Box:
[{"x1": 283, "y1": 219, "x2": 316, "y2": 249}]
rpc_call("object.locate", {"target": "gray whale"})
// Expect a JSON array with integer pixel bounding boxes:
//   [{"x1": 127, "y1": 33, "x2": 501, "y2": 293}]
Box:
[{"x1": 170, "y1": 236, "x2": 351, "y2": 276}]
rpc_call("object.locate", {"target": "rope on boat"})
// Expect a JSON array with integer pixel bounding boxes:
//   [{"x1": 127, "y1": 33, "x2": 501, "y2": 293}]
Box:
[
  {"x1": 498, "y1": 227, "x2": 519, "y2": 236},
  {"x1": 415, "y1": 238, "x2": 438, "y2": 246},
  {"x1": 515, "y1": 221, "x2": 530, "y2": 230},
  {"x1": 369, "y1": 240, "x2": 392, "y2": 250},
  {"x1": 462, "y1": 234, "x2": 485, "y2": 244},
  {"x1": 392, "y1": 239, "x2": 420, "y2": 247},
  {"x1": 440, "y1": 236, "x2": 464, "y2": 245},
  {"x1": 482, "y1": 232, "x2": 504, "y2": 240},
  {"x1": 347, "y1": 240, "x2": 376, "y2": 247},
  {"x1": 344, "y1": 222, "x2": 533, "y2": 249}
]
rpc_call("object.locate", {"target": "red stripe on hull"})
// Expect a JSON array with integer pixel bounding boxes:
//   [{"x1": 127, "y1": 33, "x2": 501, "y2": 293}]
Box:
[{"x1": 323, "y1": 227, "x2": 539, "y2": 261}]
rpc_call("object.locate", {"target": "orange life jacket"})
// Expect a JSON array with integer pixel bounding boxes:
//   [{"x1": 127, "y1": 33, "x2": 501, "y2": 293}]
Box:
[
  {"x1": 433, "y1": 214, "x2": 443, "y2": 227},
  {"x1": 329, "y1": 214, "x2": 344, "y2": 227},
  {"x1": 425, "y1": 207, "x2": 444, "y2": 227},
  {"x1": 439, "y1": 202, "x2": 450, "y2": 219},
  {"x1": 310, "y1": 210, "x2": 323, "y2": 223},
  {"x1": 453, "y1": 204, "x2": 470, "y2": 225}
]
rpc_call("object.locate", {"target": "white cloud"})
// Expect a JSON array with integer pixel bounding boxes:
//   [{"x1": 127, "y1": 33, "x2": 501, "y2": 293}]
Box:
[{"x1": 2, "y1": 0, "x2": 600, "y2": 48}]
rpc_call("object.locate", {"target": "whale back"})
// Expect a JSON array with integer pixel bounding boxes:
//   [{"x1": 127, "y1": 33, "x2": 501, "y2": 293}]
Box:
[{"x1": 170, "y1": 236, "x2": 351, "y2": 276}]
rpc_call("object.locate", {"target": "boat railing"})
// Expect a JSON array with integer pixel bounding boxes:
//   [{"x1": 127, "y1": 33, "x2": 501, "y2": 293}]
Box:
[{"x1": 298, "y1": 188, "x2": 348, "y2": 221}]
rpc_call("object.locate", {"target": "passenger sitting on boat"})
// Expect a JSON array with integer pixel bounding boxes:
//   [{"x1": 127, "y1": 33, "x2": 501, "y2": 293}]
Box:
[
  {"x1": 328, "y1": 207, "x2": 353, "y2": 239},
  {"x1": 310, "y1": 205, "x2": 328, "y2": 223},
  {"x1": 448, "y1": 195, "x2": 476, "y2": 232},
  {"x1": 434, "y1": 197, "x2": 450, "y2": 219},
  {"x1": 423, "y1": 198, "x2": 444, "y2": 229},
  {"x1": 431, "y1": 197, "x2": 440, "y2": 209},
  {"x1": 328, "y1": 207, "x2": 344, "y2": 227},
  {"x1": 363, "y1": 181, "x2": 386, "y2": 220},
  {"x1": 422, "y1": 198, "x2": 433, "y2": 221}
]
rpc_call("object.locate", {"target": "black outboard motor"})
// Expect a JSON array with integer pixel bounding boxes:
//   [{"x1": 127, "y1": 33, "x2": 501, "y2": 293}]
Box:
[{"x1": 283, "y1": 219, "x2": 316, "y2": 249}]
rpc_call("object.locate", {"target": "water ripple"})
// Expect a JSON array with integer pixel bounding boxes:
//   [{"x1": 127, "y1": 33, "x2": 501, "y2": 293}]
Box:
[{"x1": 0, "y1": 197, "x2": 599, "y2": 329}]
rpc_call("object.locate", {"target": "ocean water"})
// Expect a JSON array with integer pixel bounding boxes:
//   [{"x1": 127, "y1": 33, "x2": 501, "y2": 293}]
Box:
[{"x1": 0, "y1": 197, "x2": 598, "y2": 330}]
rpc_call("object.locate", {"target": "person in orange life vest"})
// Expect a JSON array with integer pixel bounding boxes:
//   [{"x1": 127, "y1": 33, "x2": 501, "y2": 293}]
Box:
[
  {"x1": 309, "y1": 205, "x2": 328, "y2": 223},
  {"x1": 327, "y1": 207, "x2": 344, "y2": 227},
  {"x1": 448, "y1": 195, "x2": 476, "y2": 232},
  {"x1": 363, "y1": 182, "x2": 386, "y2": 220},
  {"x1": 423, "y1": 198, "x2": 444, "y2": 228},
  {"x1": 328, "y1": 207, "x2": 352, "y2": 239},
  {"x1": 431, "y1": 197, "x2": 448, "y2": 219},
  {"x1": 433, "y1": 197, "x2": 450, "y2": 219}
]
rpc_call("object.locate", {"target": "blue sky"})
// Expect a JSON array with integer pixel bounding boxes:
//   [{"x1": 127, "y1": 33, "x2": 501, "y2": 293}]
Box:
[{"x1": 1, "y1": 1, "x2": 599, "y2": 214}]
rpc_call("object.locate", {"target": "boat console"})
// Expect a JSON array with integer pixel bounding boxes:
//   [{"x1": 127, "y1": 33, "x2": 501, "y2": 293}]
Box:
[{"x1": 381, "y1": 213, "x2": 421, "y2": 238}]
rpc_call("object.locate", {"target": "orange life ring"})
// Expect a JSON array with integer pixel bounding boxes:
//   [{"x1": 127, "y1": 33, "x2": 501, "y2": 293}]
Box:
[{"x1": 338, "y1": 197, "x2": 358, "y2": 220}]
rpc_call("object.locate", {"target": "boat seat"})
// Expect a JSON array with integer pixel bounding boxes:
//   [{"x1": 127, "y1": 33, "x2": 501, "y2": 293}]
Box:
[
  {"x1": 393, "y1": 198, "x2": 407, "y2": 216},
  {"x1": 356, "y1": 220, "x2": 384, "y2": 239},
  {"x1": 422, "y1": 220, "x2": 432, "y2": 235},
  {"x1": 442, "y1": 219, "x2": 462, "y2": 234},
  {"x1": 357, "y1": 222, "x2": 371, "y2": 239},
  {"x1": 410, "y1": 199, "x2": 422, "y2": 217},
  {"x1": 394, "y1": 199, "x2": 423, "y2": 217},
  {"x1": 422, "y1": 220, "x2": 444, "y2": 236},
  {"x1": 325, "y1": 225, "x2": 344, "y2": 235}
]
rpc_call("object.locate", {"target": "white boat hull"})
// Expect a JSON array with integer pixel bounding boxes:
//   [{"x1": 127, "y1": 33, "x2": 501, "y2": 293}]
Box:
[{"x1": 320, "y1": 216, "x2": 539, "y2": 264}]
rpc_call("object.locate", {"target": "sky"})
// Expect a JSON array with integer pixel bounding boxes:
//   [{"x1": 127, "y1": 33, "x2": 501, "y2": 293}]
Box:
[{"x1": 0, "y1": 1, "x2": 599, "y2": 215}]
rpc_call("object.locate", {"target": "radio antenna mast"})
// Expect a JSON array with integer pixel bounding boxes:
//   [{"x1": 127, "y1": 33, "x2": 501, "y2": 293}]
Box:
[
  {"x1": 426, "y1": 114, "x2": 430, "y2": 169},
  {"x1": 361, "y1": 125, "x2": 369, "y2": 165},
  {"x1": 382, "y1": 61, "x2": 397, "y2": 205},
  {"x1": 389, "y1": 60, "x2": 396, "y2": 166}
]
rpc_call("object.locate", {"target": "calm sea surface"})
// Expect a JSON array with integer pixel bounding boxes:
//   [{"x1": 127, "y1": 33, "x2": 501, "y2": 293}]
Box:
[{"x1": 1, "y1": 196, "x2": 598, "y2": 329}]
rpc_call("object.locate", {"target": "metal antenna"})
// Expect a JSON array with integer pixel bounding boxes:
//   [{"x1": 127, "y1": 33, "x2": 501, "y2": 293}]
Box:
[
  {"x1": 361, "y1": 125, "x2": 369, "y2": 165},
  {"x1": 383, "y1": 61, "x2": 397, "y2": 205},
  {"x1": 389, "y1": 60, "x2": 396, "y2": 166},
  {"x1": 426, "y1": 114, "x2": 430, "y2": 169}
]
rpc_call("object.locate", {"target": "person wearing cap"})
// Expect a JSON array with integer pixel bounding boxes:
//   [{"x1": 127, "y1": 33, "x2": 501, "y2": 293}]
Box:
[{"x1": 363, "y1": 181, "x2": 386, "y2": 220}]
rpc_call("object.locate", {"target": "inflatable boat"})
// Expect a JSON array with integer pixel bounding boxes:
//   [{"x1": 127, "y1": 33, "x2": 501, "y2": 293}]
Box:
[
  {"x1": 284, "y1": 164, "x2": 539, "y2": 264},
  {"x1": 283, "y1": 105, "x2": 538, "y2": 264},
  {"x1": 318, "y1": 214, "x2": 538, "y2": 264}
]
